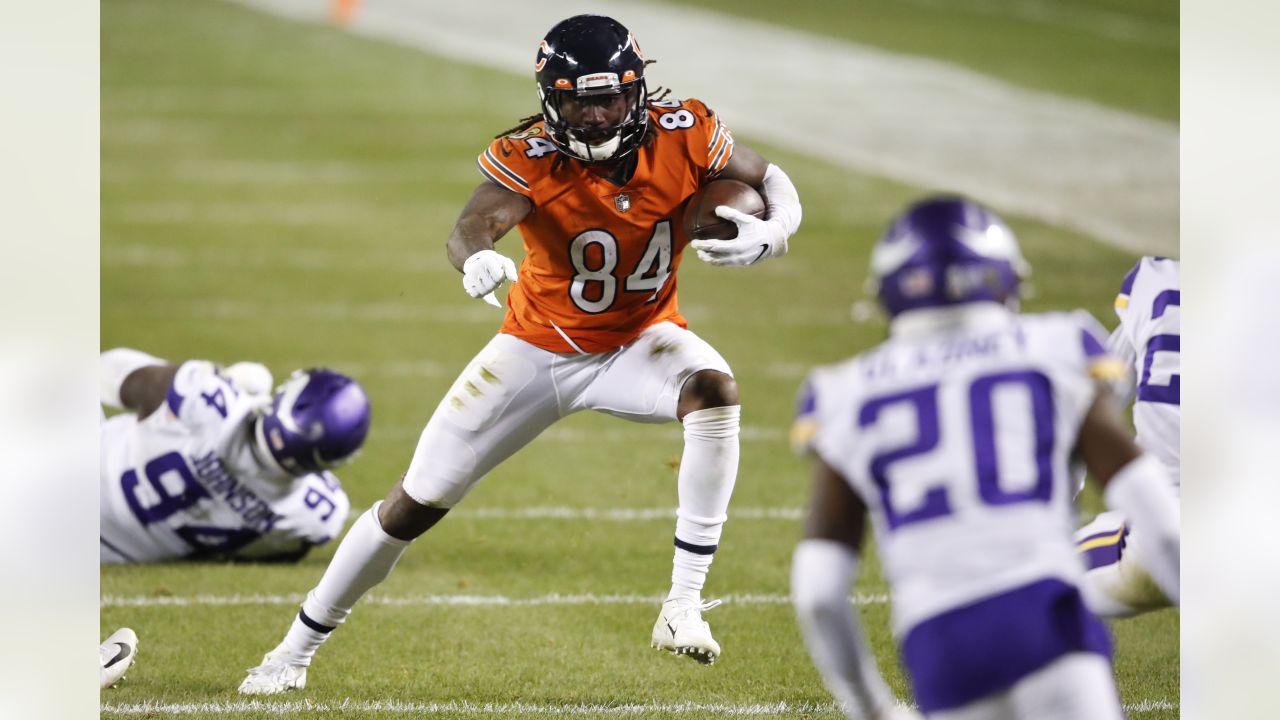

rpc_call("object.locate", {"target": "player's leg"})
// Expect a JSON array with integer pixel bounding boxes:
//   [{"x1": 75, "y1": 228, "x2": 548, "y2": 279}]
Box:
[
  {"x1": 583, "y1": 322, "x2": 739, "y2": 664},
  {"x1": 241, "y1": 334, "x2": 564, "y2": 694},
  {"x1": 1075, "y1": 511, "x2": 1170, "y2": 617},
  {"x1": 926, "y1": 653, "x2": 1121, "y2": 720},
  {"x1": 1006, "y1": 653, "x2": 1125, "y2": 720}
]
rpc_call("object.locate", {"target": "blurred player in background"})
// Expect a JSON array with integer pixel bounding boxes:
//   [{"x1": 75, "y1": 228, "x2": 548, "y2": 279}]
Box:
[
  {"x1": 240, "y1": 13, "x2": 802, "y2": 693},
  {"x1": 100, "y1": 348, "x2": 366, "y2": 564},
  {"x1": 1074, "y1": 257, "x2": 1180, "y2": 617},
  {"x1": 789, "y1": 197, "x2": 1179, "y2": 719}
]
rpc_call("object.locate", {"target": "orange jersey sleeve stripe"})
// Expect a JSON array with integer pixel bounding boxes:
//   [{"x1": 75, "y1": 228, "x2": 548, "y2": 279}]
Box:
[
  {"x1": 477, "y1": 148, "x2": 531, "y2": 195},
  {"x1": 706, "y1": 121, "x2": 726, "y2": 153},
  {"x1": 707, "y1": 126, "x2": 735, "y2": 176}
]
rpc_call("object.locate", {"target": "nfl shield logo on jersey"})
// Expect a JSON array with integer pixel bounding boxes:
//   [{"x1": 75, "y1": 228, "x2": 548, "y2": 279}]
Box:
[{"x1": 615, "y1": 193, "x2": 631, "y2": 213}]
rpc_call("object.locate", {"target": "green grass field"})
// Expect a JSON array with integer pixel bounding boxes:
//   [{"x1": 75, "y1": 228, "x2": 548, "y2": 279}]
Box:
[{"x1": 101, "y1": 1, "x2": 1178, "y2": 717}]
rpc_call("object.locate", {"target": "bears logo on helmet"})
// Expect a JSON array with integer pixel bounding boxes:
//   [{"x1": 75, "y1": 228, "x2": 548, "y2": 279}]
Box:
[{"x1": 534, "y1": 15, "x2": 649, "y2": 164}]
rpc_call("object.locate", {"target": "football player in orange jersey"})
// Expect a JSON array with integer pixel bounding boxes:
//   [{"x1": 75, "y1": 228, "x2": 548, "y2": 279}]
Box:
[{"x1": 241, "y1": 14, "x2": 802, "y2": 693}]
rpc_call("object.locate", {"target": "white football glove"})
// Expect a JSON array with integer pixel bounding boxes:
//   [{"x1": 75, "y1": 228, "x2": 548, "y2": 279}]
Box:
[
  {"x1": 462, "y1": 249, "x2": 518, "y2": 307},
  {"x1": 691, "y1": 206, "x2": 789, "y2": 266},
  {"x1": 224, "y1": 362, "x2": 274, "y2": 399}
]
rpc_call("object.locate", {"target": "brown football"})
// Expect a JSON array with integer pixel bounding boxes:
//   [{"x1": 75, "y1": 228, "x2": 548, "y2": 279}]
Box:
[{"x1": 682, "y1": 179, "x2": 766, "y2": 241}]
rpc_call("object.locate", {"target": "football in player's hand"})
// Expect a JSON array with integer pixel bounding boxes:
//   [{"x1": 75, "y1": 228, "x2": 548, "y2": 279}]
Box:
[{"x1": 683, "y1": 179, "x2": 766, "y2": 240}]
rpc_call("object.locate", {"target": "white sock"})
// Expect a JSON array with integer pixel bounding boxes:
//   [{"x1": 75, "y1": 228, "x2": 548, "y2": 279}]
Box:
[
  {"x1": 279, "y1": 502, "x2": 411, "y2": 664},
  {"x1": 669, "y1": 405, "x2": 740, "y2": 602}
]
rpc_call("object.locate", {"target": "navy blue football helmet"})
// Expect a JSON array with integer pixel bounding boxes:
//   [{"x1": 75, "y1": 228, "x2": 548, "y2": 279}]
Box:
[
  {"x1": 254, "y1": 369, "x2": 371, "y2": 476},
  {"x1": 871, "y1": 196, "x2": 1030, "y2": 318},
  {"x1": 534, "y1": 15, "x2": 649, "y2": 163}
]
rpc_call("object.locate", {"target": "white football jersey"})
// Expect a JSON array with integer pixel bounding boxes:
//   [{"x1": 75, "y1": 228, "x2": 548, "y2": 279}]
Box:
[
  {"x1": 797, "y1": 305, "x2": 1123, "y2": 637},
  {"x1": 100, "y1": 361, "x2": 350, "y2": 563},
  {"x1": 1109, "y1": 257, "x2": 1180, "y2": 489}
]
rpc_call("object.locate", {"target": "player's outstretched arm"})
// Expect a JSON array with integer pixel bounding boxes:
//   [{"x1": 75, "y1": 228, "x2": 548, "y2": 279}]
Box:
[
  {"x1": 447, "y1": 182, "x2": 532, "y2": 306},
  {"x1": 101, "y1": 348, "x2": 177, "y2": 418},
  {"x1": 1076, "y1": 381, "x2": 1181, "y2": 604},
  {"x1": 692, "y1": 143, "x2": 802, "y2": 267},
  {"x1": 793, "y1": 457, "x2": 920, "y2": 720}
]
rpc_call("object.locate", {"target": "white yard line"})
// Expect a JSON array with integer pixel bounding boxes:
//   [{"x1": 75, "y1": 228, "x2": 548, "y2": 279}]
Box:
[
  {"x1": 232, "y1": 0, "x2": 1176, "y2": 255},
  {"x1": 453, "y1": 506, "x2": 804, "y2": 521},
  {"x1": 100, "y1": 591, "x2": 886, "y2": 608},
  {"x1": 99, "y1": 698, "x2": 1178, "y2": 715}
]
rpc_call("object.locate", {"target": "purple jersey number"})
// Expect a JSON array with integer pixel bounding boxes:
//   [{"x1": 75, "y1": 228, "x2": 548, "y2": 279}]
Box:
[
  {"x1": 121, "y1": 451, "x2": 209, "y2": 524},
  {"x1": 1137, "y1": 289, "x2": 1180, "y2": 406},
  {"x1": 121, "y1": 451, "x2": 262, "y2": 555},
  {"x1": 858, "y1": 369, "x2": 1057, "y2": 531}
]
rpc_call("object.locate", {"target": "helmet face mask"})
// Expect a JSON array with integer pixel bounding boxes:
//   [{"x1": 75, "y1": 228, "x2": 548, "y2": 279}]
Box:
[
  {"x1": 871, "y1": 196, "x2": 1030, "y2": 319},
  {"x1": 254, "y1": 369, "x2": 371, "y2": 477},
  {"x1": 535, "y1": 15, "x2": 649, "y2": 164}
]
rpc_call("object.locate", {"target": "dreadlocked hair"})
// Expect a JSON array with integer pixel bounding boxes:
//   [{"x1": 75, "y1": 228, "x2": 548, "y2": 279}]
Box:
[{"x1": 495, "y1": 113, "x2": 543, "y2": 140}]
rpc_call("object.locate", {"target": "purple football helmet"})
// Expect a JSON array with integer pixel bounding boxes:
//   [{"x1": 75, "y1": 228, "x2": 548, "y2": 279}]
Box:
[
  {"x1": 871, "y1": 195, "x2": 1030, "y2": 318},
  {"x1": 254, "y1": 369, "x2": 371, "y2": 476}
]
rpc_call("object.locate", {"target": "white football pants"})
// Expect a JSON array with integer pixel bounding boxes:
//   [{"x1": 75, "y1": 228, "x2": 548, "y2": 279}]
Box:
[{"x1": 401, "y1": 321, "x2": 733, "y2": 507}]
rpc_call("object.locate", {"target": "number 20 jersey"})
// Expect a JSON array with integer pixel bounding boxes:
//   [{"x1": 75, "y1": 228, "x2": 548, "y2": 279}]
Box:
[
  {"x1": 99, "y1": 361, "x2": 349, "y2": 563},
  {"x1": 798, "y1": 307, "x2": 1124, "y2": 636},
  {"x1": 476, "y1": 99, "x2": 736, "y2": 353}
]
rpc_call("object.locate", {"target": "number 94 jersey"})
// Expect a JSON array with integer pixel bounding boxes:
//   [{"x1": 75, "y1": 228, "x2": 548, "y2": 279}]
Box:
[
  {"x1": 795, "y1": 307, "x2": 1125, "y2": 636},
  {"x1": 476, "y1": 98, "x2": 736, "y2": 353},
  {"x1": 100, "y1": 361, "x2": 350, "y2": 563}
]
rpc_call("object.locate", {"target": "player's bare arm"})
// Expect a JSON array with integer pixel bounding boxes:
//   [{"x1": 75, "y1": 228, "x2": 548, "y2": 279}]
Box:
[
  {"x1": 716, "y1": 143, "x2": 769, "y2": 190},
  {"x1": 119, "y1": 364, "x2": 180, "y2": 419},
  {"x1": 445, "y1": 182, "x2": 532, "y2": 272},
  {"x1": 100, "y1": 347, "x2": 175, "y2": 419},
  {"x1": 447, "y1": 182, "x2": 531, "y2": 305},
  {"x1": 1074, "y1": 380, "x2": 1144, "y2": 484},
  {"x1": 801, "y1": 456, "x2": 868, "y2": 551}
]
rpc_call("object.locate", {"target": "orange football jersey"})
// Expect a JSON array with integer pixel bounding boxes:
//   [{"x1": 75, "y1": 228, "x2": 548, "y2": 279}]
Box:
[{"x1": 475, "y1": 98, "x2": 735, "y2": 353}]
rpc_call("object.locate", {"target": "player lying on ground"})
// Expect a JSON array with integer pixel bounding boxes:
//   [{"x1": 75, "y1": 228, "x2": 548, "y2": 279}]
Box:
[
  {"x1": 790, "y1": 197, "x2": 1180, "y2": 719},
  {"x1": 1074, "y1": 257, "x2": 1180, "y2": 617},
  {"x1": 100, "y1": 347, "x2": 368, "y2": 564},
  {"x1": 240, "y1": 13, "x2": 803, "y2": 694}
]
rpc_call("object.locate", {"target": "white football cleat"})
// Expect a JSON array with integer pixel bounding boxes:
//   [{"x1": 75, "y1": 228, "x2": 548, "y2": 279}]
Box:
[
  {"x1": 651, "y1": 597, "x2": 722, "y2": 665},
  {"x1": 238, "y1": 646, "x2": 307, "y2": 695},
  {"x1": 99, "y1": 627, "x2": 138, "y2": 689}
]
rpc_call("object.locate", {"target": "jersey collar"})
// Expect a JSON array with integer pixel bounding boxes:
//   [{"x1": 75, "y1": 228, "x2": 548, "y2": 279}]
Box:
[{"x1": 889, "y1": 302, "x2": 1015, "y2": 339}]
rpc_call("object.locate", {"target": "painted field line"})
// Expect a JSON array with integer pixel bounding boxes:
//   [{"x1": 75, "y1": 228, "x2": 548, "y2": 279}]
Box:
[
  {"x1": 100, "y1": 698, "x2": 1177, "y2": 715},
  {"x1": 99, "y1": 700, "x2": 840, "y2": 716},
  {"x1": 234, "y1": 0, "x2": 1176, "y2": 255},
  {"x1": 453, "y1": 506, "x2": 804, "y2": 521},
  {"x1": 100, "y1": 592, "x2": 888, "y2": 609}
]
